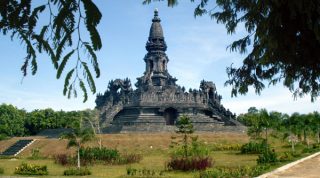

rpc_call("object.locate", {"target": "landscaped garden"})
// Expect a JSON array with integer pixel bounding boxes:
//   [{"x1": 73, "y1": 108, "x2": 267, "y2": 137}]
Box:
[{"x1": 0, "y1": 104, "x2": 320, "y2": 177}]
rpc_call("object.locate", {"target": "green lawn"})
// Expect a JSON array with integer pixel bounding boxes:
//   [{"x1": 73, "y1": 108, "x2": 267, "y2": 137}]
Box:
[
  {"x1": 0, "y1": 132, "x2": 318, "y2": 178},
  {"x1": 0, "y1": 151, "x2": 258, "y2": 178}
]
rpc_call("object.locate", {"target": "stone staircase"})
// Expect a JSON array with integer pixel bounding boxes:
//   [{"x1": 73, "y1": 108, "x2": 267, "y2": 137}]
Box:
[
  {"x1": 113, "y1": 113, "x2": 166, "y2": 124},
  {"x1": 100, "y1": 104, "x2": 123, "y2": 127},
  {"x1": 0, "y1": 139, "x2": 35, "y2": 156}
]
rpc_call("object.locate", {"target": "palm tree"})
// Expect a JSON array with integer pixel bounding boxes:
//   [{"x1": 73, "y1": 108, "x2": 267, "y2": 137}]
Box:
[{"x1": 60, "y1": 127, "x2": 94, "y2": 169}]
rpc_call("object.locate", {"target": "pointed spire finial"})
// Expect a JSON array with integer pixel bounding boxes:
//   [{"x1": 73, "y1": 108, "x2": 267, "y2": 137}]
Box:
[
  {"x1": 152, "y1": 8, "x2": 160, "y2": 22},
  {"x1": 154, "y1": 8, "x2": 158, "y2": 17}
]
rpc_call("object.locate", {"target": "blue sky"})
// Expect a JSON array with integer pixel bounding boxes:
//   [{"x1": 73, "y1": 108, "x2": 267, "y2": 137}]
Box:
[{"x1": 0, "y1": 1, "x2": 318, "y2": 114}]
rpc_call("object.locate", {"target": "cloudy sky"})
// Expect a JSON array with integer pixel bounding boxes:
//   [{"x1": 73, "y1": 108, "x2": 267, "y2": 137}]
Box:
[{"x1": 0, "y1": 1, "x2": 318, "y2": 114}]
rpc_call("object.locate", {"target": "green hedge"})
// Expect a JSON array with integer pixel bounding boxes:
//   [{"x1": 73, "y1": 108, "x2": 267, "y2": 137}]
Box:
[{"x1": 14, "y1": 162, "x2": 48, "y2": 175}]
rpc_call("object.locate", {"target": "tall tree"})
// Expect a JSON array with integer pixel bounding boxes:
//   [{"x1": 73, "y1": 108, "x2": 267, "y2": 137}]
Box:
[
  {"x1": 0, "y1": 104, "x2": 26, "y2": 136},
  {"x1": 144, "y1": 0, "x2": 320, "y2": 101}
]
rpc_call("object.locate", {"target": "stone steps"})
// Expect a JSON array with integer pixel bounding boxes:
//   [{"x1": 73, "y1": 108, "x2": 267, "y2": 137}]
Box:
[{"x1": 0, "y1": 139, "x2": 35, "y2": 156}]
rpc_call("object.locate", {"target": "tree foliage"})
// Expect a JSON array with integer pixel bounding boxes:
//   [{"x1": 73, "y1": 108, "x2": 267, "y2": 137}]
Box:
[
  {"x1": 0, "y1": 104, "x2": 94, "y2": 137},
  {"x1": 238, "y1": 107, "x2": 320, "y2": 152},
  {"x1": 60, "y1": 126, "x2": 94, "y2": 169},
  {"x1": 0, "y1": 104, "x2": 26, "y2": 136},
  {"x1": 0, "y1": 0, "x2": 102, "y2": 102},
  {"x1": 144, "y1": 0, "x2": 320, "y2": 101}
]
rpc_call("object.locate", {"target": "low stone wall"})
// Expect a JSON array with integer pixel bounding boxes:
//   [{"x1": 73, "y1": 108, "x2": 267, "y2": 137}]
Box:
[{"x1": 102, "y1": 123, "x2": 246, "y2": 134}]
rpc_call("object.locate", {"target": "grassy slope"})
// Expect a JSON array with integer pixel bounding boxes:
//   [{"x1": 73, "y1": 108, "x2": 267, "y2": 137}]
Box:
[
  {"x1": 2, "y1": 132, "x2": 314, "y2": 178},
  {"x1": 0, "y1": 132, "x2": 251, "y2": 177}
]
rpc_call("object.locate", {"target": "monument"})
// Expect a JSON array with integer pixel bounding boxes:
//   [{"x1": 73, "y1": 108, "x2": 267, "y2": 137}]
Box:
[{"x1": 96, "y1": 9, "x2": 243, "y2": 132}]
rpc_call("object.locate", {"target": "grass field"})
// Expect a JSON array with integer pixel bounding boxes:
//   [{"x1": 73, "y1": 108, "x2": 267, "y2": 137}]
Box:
[{"x1": 0, "y1": 132, "x2": 316, "y2": 177}]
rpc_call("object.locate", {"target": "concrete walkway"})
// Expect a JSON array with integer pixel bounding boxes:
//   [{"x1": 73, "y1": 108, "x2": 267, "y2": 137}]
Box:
[{"x1": 258, "y1": 152, "x2": 320, "y2": 178}]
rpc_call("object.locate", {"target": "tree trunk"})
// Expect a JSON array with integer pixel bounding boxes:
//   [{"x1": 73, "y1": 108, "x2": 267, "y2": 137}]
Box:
[
  {"x1": 291, "y1": 140, "x2": 295, "y2": 152},
  {"x1": 303, "y1": 129, "x2": 307, "y2": 143},
  {"x1": 317, "y1": 129, "x2": 320, "y2": 144},
  {"x1": 184, "y1": 134, "x2": 188, "y2": 158},
  {"x1": 265, "y1": 128, "x2": 268, "y2": 147},
  {"x1": 77, "y1": 147, "x2": 80, "y2": 169}
]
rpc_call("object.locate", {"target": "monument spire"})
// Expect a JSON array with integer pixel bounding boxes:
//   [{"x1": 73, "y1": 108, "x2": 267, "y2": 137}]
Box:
[
  {"x1": 136, "y1": 9, "x2": 177, "y2": 87},
  {"x1": 146, "y1": 9, "x2": 167, "y2": 52}
]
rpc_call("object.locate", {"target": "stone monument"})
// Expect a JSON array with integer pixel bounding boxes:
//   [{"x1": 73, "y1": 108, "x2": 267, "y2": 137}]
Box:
[{"x1": 96, "y1": 9, "x2": 243, "y2": 132}]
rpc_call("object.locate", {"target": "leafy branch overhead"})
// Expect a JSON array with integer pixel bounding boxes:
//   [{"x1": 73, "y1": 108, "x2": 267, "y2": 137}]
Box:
[
  {"x1": 144, "y1": 0, "x2": 320, "y2": 101},
  {"x1": 0, "y1": 0, "x2": 102, "y2": 102}
]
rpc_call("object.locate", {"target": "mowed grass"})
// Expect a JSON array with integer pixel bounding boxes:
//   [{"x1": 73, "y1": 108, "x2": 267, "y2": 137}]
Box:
[{"x1": 0, "y1": 132, "x2": 256, "y2": 177}]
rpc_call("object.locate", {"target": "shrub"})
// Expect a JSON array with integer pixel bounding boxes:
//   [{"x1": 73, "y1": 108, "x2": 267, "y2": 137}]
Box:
[
  {"x1": 211, "y1": 143, "x2": 241, "y2": 151},
  {"x1": 0, "y1": 167, "x2": 4, "y2": 174},
  {"x1": 116, "y1": 153, "x2": 143, "y2": 164},
  {"x1": 54, "y1": 154, "x2": 72, "y2": 166},
  {"x1": 63, "y1": 167, "x2": 91, "y2": 176},
  {"x1": 170, "y1": 136, "x2": 210, "y2": 158},
  {"x1": 28, "y1": 148, "x2": 42, "y2": 160},
  {"x1": 257, "y1": 149, "x2": 278, "y2": 164},
  {"x1": 14, "y1": 162, "x2": 48, "y2": 175},
  {"x1": 167, "y1": 156, "x2": 212, "y2": 171},
  {"x1": 199, "y1": 165, "x2": 270, "y2": 178},
  {"x1": 302, "y1": 147, "x2": 315, "y2": 153},
  {"x1": 79, "y1": 147, "x2": 120, "y2": 164},
  {"x1": 312, "y1": 143, "x2": 320, "y2": 149},
  {"x1": 241, "y1": 140, "x2": 266, "y2": 154},
  {"x1": 0, "y1": 134, "x2": 7, "y2": 141},
  {"x1": 126, "y1": 167, "x2": 166, "y2": 177},
  {"x1": 279, "y1": 152, "x2": 294, "y2": 162}
]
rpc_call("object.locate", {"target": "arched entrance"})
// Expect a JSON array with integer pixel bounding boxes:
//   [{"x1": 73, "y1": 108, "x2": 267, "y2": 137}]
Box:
[{"x1": 164, "y1": 108, "x2": 178, "y2": 125}]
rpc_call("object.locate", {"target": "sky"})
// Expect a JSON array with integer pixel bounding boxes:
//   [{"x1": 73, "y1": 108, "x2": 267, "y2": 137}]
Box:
[{"x1": 0, "y1": 1, "x2": 318, "y2": 115}]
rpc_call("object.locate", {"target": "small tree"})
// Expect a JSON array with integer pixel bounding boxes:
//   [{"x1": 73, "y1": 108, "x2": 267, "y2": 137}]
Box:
[
  {"x1": 60, "y1": 127, "x2": 94, "y2": 169},
  {"x1": 175, "y1": 115, "x2": 194, "y2": 158},
  {"x1": 83, "y1": 109, "x2": 102, "y2": 149}
]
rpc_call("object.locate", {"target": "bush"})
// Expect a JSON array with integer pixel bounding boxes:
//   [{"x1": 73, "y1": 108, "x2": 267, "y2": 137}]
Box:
[
  {"x1": 257, "y1": 149, "x2": 278, "y2": 164},
  {"x1": 54, "y1": 154, "x2": 72, "y2": 166},
  {"x1": 28, "y1": 148, "x2": 43, "y2": 160},
  {"x1": 302, "y1": 147, "x2": 315, "y2": 153},
  {"x1": 79, "y1": 147, "x2": 120, "y2": 164},
  {"x1": 126, "y1": 167, "x2": 166, "y2": 177},
  {"x1": 199, "y1": 165, "x2": 270, "y2": 178},
  {"x1": 241, "y1": 140, "x2": 266, "y2": 154},
  {"x1": 170, "y1": 136, "x2": 210, "y2": 158},
  {"x1": 63, "y1": 167, "x2": 91, "y2": 176},
  {"x1": 116, "y1": 153, "x2": 143, "y2": 164},
  {"x1": 167, "y1": 157, "x2": 212, "y2": 171},
  {"x1": 211, "y1": 143, "x2": 241, "y2": 151},
  {"x1": 0, "y1": 167, "x2": 4, "y2": 174},
  {"x1": 312, "y1": 143, "x2": 320, "y2": 149},
  {"x1": 14, "y1": 162, "x2": 48, "y2": 175},
  {"x1": 0, "y1": 134, "x2": 8, "y2": 141},
  {"x1": 279, "y1": 152, "x2": 294, "y2": 162}
]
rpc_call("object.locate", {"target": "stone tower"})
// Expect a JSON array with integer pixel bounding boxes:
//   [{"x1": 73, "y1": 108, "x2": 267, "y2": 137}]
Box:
[
  {"x1": 137, "y1": 9, "x2": 177, "y2": 88},
  {"x1": 96, "y1": 10, "x2": 243, "y2": 133}
]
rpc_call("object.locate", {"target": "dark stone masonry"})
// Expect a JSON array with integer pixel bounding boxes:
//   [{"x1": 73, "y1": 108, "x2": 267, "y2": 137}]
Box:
[{"x1": 96, "y1": 9, "x2": 244, "y2": 133}]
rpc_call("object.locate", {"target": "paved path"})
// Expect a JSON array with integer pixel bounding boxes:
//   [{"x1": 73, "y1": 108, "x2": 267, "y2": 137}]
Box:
[{"x1": 262, "y1": 153, "x2": 320, "y2": 178}]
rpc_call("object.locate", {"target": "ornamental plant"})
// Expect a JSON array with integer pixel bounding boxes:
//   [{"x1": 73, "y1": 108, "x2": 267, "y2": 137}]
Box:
[{"x1": 14, "y1": 162, "x2": 48, "y2": 175}]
